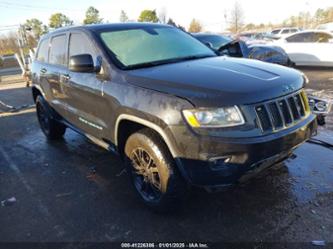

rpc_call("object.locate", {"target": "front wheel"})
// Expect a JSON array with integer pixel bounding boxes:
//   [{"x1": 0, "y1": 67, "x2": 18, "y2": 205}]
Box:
[
  {"x1": 124, "y1": 129, "x2": 187, "y2": 212},
  {"x1": 36, "y1": 95, "x2": 66, "y2": 140}
]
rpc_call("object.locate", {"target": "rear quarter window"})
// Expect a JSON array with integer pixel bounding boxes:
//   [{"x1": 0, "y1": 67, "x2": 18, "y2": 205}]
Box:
[{"x1": 313, "y1": 32, "x2": 333, "y2": 43}]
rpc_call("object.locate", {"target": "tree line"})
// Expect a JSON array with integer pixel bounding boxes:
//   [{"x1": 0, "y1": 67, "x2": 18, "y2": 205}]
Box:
[
  {"x1": 0, "y1": 5, "x2": 332, "y2": 55},
  {"x1": 0, "y1": 7, "x2": 187, "y2": 54},
  {"x1": 242, "y1": 6, "x2": 333, "y2": 32}
]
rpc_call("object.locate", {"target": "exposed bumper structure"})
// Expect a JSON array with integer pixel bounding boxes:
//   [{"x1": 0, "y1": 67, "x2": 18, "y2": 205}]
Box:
[{"x1": 173, "y1": 114, "x2": 317, "y2": 189}]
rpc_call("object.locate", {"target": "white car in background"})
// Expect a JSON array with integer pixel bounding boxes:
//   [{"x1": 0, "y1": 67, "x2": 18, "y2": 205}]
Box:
[
  {"x1": 270, "y1": 27, "x2": 301, "y2": 39},
  {"x1": 274, "y1": 30, "x2": 333, "y2": 67}
]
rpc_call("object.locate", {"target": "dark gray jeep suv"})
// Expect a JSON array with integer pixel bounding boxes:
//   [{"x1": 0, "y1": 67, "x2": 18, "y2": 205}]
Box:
[{"x1": 31, "y1": 23, "x2": 317, "y2": 210}]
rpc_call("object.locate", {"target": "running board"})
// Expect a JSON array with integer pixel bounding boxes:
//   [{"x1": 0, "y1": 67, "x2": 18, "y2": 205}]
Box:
[
  {"x1": 59, "y1": 117, "x2": 119, "y2": 155},
  {"x1": 86, "y1": 134, "x2": 118, "y2": 154}
]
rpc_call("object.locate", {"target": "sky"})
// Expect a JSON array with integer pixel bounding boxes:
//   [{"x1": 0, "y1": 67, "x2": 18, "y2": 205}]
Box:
[{"x1": 0, "y1": 0, "x2": 332, "y2": 33}]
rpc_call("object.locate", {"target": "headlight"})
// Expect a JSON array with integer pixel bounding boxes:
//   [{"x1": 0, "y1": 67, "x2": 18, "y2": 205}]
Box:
[
  {"x1": 315, "y1": 101, "x2": 328, "y2": 112},
  {"x1": 182, "y1": 106, "x2": 245, "y2": 128},
  {"x1": 309, "y1": 97, "x2": 331, "y2": 114}
]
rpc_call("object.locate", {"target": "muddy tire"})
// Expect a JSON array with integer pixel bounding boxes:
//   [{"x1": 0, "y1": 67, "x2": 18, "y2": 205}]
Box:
[
  {"x1": 36, "y1": 95, "x2": 66, "y2": 140},
  {"x1": 124, "y1": 128, "x2": 187, "y2": 212}
]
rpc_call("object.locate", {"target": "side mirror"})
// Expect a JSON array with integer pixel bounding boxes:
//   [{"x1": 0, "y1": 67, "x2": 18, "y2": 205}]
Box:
[{"x1": 69, "y1": 54, "x2": 95, "y2": 73}]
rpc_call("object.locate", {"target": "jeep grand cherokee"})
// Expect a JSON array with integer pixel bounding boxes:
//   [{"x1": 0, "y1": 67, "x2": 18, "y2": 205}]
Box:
[{"x1": 31, "y1": 23, "x2": 317, "y2": 210}]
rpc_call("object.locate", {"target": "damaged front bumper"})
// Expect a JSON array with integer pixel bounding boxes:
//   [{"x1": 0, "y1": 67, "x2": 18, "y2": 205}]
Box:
[
  {"x1": 173, "y1": 114, "x2": 317, "y2": 190},
  {"x1": 306, "y1": 90, "x2": 332, "y2": 126}
]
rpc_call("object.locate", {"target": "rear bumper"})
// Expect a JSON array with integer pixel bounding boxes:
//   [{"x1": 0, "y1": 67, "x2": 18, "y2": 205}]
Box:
[{"x1": 173, "y1": 114, "x2": 317, "y2": 188}]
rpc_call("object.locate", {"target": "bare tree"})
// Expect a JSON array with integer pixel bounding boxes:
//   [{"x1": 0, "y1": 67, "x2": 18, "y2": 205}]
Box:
[
  {"x1": 229, "y1": 1, "x2": 244, "y2": 33},
  {"x1": 120, "y1": 10, "x2": 129, "y2": 22},
  {"x1": 158, "y1": 7, "x2": 167, "y2": 24}
]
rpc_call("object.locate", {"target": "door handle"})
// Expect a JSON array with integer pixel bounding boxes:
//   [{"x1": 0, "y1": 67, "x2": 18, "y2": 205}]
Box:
[
  {"x1": 61, "y1": 74, "x2": 71, "y2": 81},
  {"x1": 40, "y1": 68, "x2": 47, "y2": 74}
]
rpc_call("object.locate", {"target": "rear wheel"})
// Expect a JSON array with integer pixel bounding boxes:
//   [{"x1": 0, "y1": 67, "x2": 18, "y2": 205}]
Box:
[
  {"x1": 36, "y1": 95, "x2": 66, "y2": 140},
  {"x1": 124, "y1": 128, "x2": 187, "y2": 212}
]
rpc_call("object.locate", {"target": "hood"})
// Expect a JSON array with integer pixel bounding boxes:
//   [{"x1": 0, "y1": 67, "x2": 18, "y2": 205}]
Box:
[{"x1": 124, "y1": 56, "x2": 304, "y2": 107}]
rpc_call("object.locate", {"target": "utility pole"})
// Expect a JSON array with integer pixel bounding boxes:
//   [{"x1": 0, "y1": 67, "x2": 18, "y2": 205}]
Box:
[
  {"x1": 17, "y1": 25, "x2": 26, "y2": 68},
  {"x1": 16, "y1": 24, "x2": 31, "y2": 86},
  {"x1": 223, "y1": 9, "x2": 228, "y2": 33}
]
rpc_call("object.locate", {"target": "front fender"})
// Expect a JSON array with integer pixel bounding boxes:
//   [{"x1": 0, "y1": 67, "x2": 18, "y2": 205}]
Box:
[{"x1": 103, "y1": 80, "x2": 194, "y2": 156}]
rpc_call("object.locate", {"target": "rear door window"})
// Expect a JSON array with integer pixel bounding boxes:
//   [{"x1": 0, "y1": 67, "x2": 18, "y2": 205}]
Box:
[
  {"x1": 36, "y1": 39, "x2": 49, "y2": 63},
  {"x1": 49, "y1": 34, "x2": 67, "y2": 66},
  {"x1": 286, "y1": 33, "x2": 313, "y2": 43}
]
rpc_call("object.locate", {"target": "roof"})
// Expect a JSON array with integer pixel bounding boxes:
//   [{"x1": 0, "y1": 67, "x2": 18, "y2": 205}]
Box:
[
  {"x1": 43, "y1": 22, "x2": 172, "y2": 37},
  {"x1": 272, "y1": 27, "x2": 300, "y2": 30},
  {"x1": 191, "y1": 33, "x2": 215, "y2": 37},
  {"x1": 282, "y1": 29, "x2": 333, "y2": 39}
]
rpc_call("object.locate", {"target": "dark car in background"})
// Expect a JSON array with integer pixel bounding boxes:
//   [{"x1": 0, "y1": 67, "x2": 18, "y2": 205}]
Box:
[
  {"x1": 31, "y1": 23, "x2": 316, "y2": 211},
  {"x1": 193, "y1": 33, "x2": 294, "y2": 66}
]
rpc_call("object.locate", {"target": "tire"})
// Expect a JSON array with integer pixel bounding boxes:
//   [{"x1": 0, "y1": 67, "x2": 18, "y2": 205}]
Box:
[
  {"x1": 36, "y1": 95, "x2": 66, "y2": 140},
  {"x1": 124, "y1": 128, "x2": 187, "y2": 212}
]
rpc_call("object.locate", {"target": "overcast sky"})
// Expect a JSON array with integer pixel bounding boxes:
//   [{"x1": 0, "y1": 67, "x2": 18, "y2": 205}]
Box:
[{"x1": 0, "y1": 0, "x2": 332, "y2": 33}]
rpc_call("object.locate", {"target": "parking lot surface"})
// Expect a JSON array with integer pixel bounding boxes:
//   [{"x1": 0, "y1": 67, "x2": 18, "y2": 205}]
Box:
[
  {"x1": 0, "y1": 68, "x2": 332, "y2": 244},
  {"x1": 301, "y1": 67, "x2": 333, "y2": 130}
]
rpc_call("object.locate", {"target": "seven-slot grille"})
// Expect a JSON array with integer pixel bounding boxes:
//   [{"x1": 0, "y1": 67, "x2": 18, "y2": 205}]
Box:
[{"x1": 255, "y1": 91, "x2": 308, "y2": 132}]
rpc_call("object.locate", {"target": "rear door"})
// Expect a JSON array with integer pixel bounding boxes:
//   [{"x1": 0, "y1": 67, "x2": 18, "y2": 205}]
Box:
[
  {"x1": 33, "y1": 38, "x2": 51, "y2": 98},
  {"x1": 46, "y1": 33, "x2": 70, "y2": 119},
  {"x1": 64, "y1": 31, "x2": 109, "y2": 138}
]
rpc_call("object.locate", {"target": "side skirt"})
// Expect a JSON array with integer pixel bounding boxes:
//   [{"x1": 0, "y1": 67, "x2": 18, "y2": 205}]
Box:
[{"x1": 58, "y1": 116, "x2": 119, "y2": 156}]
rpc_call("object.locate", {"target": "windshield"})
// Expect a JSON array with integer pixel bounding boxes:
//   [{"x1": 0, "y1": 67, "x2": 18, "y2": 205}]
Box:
[
  {"x1": 100, "y1": 27, "x2": 216, "y2": 69},
  {"x1": 196, "y1": 35, "x2": 232, "y2": 50}
]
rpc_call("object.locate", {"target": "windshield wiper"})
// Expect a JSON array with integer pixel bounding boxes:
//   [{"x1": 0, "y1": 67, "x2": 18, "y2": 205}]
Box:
[{"x1": 126, "y1": 54, "x2": 216, "y2": 70}]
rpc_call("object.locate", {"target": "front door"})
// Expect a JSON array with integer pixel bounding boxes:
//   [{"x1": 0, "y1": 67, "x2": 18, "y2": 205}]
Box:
[{"x1": 63, "y1": 32, "x2": 109, "y2": 138}]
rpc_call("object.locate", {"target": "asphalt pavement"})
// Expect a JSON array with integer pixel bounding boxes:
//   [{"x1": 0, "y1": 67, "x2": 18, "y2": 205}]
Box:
[
  {"x1": 0, "y1": 67, "x2": 332, "y2": 246},
  {"x1": 300, "y1": 67, "x2": 333, "y2": 130}
]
